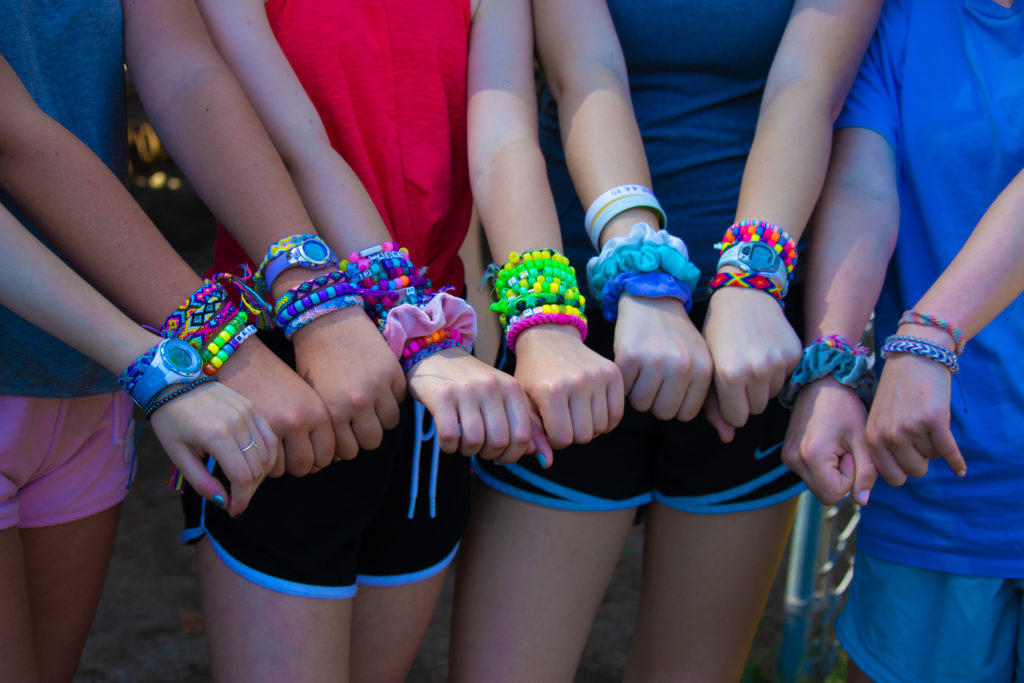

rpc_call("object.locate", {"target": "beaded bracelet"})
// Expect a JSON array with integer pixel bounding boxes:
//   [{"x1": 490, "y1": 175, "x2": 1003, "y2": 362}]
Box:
[
  {"x1": 490, "y1": 249, "x2": 587, "y2": 325},
  {"x1": 586, "y1": 222, "x2": 700, "y2": 301},
  {"x1": 401, "y1": 337, "x2": 463, "y2": 374},
  {"x1": 275, "y1": 284, "x2": 364, "y2": 328},
  {"x1": 779, "y1": 342, "x2": 877, "y2": 409},
  {"x1": 201, "y1": 309, "x2": 249, "y2": 363},
  {"x1": 506, "y1": 312, "x2": 589, "y2": 354},
  {"x1": 718, "y1": 220, "x2": 798, "y2": 276},
  {"x1": 283, "y1": 295, "x2": 364, "y2": 339},
  {"x1": 707, "y1": 271, "x2": 785, "y2": 305},
  {"x1": 600, "y1": 271, "x2": 693, "y2": 321},
  {"x1": 880, "y1": 335, "x2": 959, "y2": 375},
  {"x1": 144, "y1": 375, "x2": 218, "y2": 418},
  {"x1": 897, "y1": 310, "x2": 966, "y2": 355},
  {"x1": 203, "y1": 324, "x2": 258, "y2": 376}
]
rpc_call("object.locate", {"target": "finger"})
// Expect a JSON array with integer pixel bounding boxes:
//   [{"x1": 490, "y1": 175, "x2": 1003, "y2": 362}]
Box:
[
  {"x1": 715, "y1": 374, "x2": 751, "y2": 429},
  {"x1": 496, "y1": 389, "x2": 533, "y2": 464},
  {"x1": 605, "y1": 369, "x2": 625, "y2": 431},
  {"x1": 676, "y1": 365, "x2": 711, "y2": 422},
  {"x1": 591, "y1": 386, "x2": 610, "y2": 436},
  {"x1": 871, "y1": 444, "x2": 908, "y2": 487},
  {"x1": 932, "y1": 428, "x2": 966, "y2": 478},
  {"x1": 569, "y1": 387, "x2": 596, "y2": 444},
  {"x1": 350, "y1": 409, "x2": 385, "y2": 454},
  {"x1": 746, "y1": 376, "x2": 772, "y2": 417},
  {"x1": 626, "y1": 364, "x2": 659, "y2": 414},
  {"x1": 650, "y1": 372, "x2": 687, "y2": 422},
  {"x1": 474, "y1": 391, "x2": 512, "y2": 461},
  {"x1": 890, "y1": 437, "x2": 930, "y2": 479},
  {"x1": 375, "y1": 392, "x2": 403, "y2": 433},
  {"x1": 457, "y1": 403, "x2": 487, "y2": 458},
  {"x1": 528, "y1": 410, "x2": 554, "y2": 469},
  {"x1": 804, "y1": 449, "x2": 847, "y2": 506},
  {"x1": 332, "y1": 420, "x2": 361, "y2": 462},
  {"x1": 703, "y1": 388, "x2": 736, "y2": 443},
  {"x1": 430, "y1": 399, "x2": 461, "y2": 454},
  {"x1": 534, "y1": 390, "x2": 573, "y2": 450},
  {"x1": 254, "y1": 413, "x2": 285, "y2": 478},
  {"x1": 164, "y1": 445, "x2": 228, "y2": 508},
  {"x1": 617, "y1": 355, "x2": 641, "y2": 399},
  {"x1": 850, "y1": 435, "x2": 878, "y2": 505},
  {"x1": 208, "y1": 440, "x2": 261, "y2": 517}
]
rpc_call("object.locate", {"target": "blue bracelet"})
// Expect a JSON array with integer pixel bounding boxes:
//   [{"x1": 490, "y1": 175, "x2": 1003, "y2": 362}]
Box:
[
  {"x1": 600, "y1": 271, "x2": 693, "y2": 321},
  {"x1": 880, "y1": 335, "x2": 959, "y2": 375},
  {"x1": 779, "y1": 342, "x2": 877, "y2": 409}
]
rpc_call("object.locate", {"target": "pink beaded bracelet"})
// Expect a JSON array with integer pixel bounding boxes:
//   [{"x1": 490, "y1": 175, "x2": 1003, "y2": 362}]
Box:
[{"x1": 506, "y1": 312, "x2": 588, "y2": 354}]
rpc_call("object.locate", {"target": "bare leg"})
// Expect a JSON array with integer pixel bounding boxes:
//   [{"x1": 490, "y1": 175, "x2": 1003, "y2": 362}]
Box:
[
  {"x1": 350, "y1": 571, "x2": 448, "y2": 683},
  {"x1": 624, "y1": 499, "x2": 797, "y2": 683},
  {"x1": 21, "y1": 504, "x2": 121, "y2": 683},
  {"x1": 0, "y1": 527, "x2": 39, "y2": 682},
  {"x1": 197, "y1": 538, "x2": 354, "y2": 683},
  {"x1": 450, "y1": 482, "x2": 636, "y2": 683}
]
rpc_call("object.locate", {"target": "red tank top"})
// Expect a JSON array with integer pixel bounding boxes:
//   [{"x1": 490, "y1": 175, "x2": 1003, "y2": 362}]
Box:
[{"x1": 212, "y1": 0, "x2": 472, "y2": 291}]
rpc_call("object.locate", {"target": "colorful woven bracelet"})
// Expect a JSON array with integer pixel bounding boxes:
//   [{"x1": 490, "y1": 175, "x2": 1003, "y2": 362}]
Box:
[
  {"x1": 898, "y1": 310, "x2": 965, "y2": 355},
  {"x1": 812, "y1": 334, "x2": 872, "y2": 357},
  {"x1": 506, "y1": 312, "x2": 589, "y2": 354},
  {"x1": 283, "y1": 295, "x2": 364, "y2": 339},
  {"x1": 719, "y1": 220, "x2": 798, "y2": 276},
  {"x1": 880, "y1": 335, "x2": 959, "y2": 375},
  {"x1": 203, "y1": 323, "x2": 258, "y2": 376},
  {"x1": 210, "y1": 269, "x2": 274, "y2": 331},
  {"x1": 779, "y1": 342, "x2": 877, "y2": 409},
  {"x1": 276, "y1": 284, "x2": 364, "y2": 328},
  {"x1": 707, "y1": 271, "x2": 784, "y2": 305},
  {"x1": 161, "y1": 282, "x2": 230, "y2": 342}
]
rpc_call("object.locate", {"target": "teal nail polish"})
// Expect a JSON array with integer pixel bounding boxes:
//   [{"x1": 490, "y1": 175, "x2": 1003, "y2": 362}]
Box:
[
  {"x1": 536, "y1": 453, "x2": 548, "y2": 468},
  {"x1": 211, "y1": 494, "x2": 227, "y2": 509}
]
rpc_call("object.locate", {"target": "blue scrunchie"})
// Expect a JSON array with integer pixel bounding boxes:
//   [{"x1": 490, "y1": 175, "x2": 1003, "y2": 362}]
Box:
[
  {"x1": 779, "y1": 343, "x2": 877, "y2": 409},
  {"x1": 586, "y1": 222, "x2": 701, "y2": 299},
  {"x1": 600, "y1": 272, "x2": 693, "y2": 321}
]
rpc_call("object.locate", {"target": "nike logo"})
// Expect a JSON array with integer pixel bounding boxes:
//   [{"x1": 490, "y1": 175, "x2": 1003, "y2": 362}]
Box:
[{"x1": 754, "y1": 440, "x2": 783, "y2": 460}]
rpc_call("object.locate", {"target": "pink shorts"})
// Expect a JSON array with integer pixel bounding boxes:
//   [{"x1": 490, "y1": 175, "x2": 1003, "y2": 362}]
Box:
[{"x1": 0, "y1": 392, "x2": 134, "y2": 530}]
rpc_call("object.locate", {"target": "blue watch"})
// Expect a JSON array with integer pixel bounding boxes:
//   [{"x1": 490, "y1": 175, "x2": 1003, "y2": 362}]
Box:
[
  {"x1": 130, "y1": 339, "x2": 204, "y2": 409},
  {"x1": 263, "y1": 236, "x2": 338, "y2": 293},
  {"x1": 716, "y1": 241, "x2": 789, "y2": 296}
]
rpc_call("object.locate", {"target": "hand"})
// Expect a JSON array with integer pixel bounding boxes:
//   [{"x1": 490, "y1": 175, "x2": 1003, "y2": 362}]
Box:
[
  {"x1": 703, "y1": 285, "x2": 801, "y2": 430},
  {"x1": 782, "y1": 378, "x2": 875, "y2": 506},
  {"x1": 614, "y1": 294, "x2": 712, "y2": 421},
  {"x1": 217, "y1": 337, "x2": 336, "y2": 477},
  {"x1": 866, "y1": 349, "x2": 966, "y2": 486},
  {"x1": 150, "y1": 381, "x2": 278, "y2": 517},
  {"x1": 512, "y1": 323, "x2": 624, "y2": 450},
  {"x1": 407, "y1": 347, "x2": 545, "y2": 464},
  {"x1": 291, "y1": 306, "x2": 406, "y2": 462}
]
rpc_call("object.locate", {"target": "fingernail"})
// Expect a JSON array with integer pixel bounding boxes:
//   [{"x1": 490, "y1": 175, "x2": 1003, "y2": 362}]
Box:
[
  {"x1": 957, "y1": 468, "x2": 967, "y2": 478},
  {"x1": 536, "y1": 453, "x2": 548, "y2": 468},
  {"x1": 856, "y1": 489, "x2": 870, "y2": 506},
  {"x1": 211, "y1": 494, "x2": 227, "y2": 509}
]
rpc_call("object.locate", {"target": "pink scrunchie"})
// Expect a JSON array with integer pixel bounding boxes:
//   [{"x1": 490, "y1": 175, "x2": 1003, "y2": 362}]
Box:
[{"x1": 381, "y1": 292, "x2": 477, "y2": 359}]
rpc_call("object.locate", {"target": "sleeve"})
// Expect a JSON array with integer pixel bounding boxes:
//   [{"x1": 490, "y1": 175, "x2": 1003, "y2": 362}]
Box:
[{"x1": 835, "y1": 0, "x2": 910, "y2": 156}]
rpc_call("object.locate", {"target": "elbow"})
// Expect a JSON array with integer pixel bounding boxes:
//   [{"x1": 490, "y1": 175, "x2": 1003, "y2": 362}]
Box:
[
  {"x1": 544, "y1": 53, "x2": 629, "y2": 107},
  {"x1": 761, "y1": 63, "x2": 849, "y2": 124}
]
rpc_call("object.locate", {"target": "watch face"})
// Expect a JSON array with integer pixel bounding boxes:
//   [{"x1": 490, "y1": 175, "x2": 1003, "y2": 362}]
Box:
[
  {"x1": 298, "y1": 239, "x2": 332, "y2": 265},
  {"x1": 740, "y1": 242, "x2": 782, "y2": 272},
  {"x1": 161, "y1": 340, "x2": 202, "y2": 375}
]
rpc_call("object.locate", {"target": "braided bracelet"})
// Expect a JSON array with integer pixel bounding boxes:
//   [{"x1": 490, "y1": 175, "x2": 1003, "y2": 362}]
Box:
[
  {"x1": 283, "y1": 295, "x2": 363, "y2": 339},
  {"x1": 161, "y1": 282, "x2": 230, "y2": 341},
  {"x1": 779, "y1": 342, "x2": 877, "y2": 409},
  {"x1": 898, "y1": 310, "x2": 966, "y2": 355},
  {"x1": 506, "y1": 312, "x2": 589, "y2": 353},
  {"x1": 707, "y1": 271, "x2": 784, "y2": 305},
  {"x1": 144, "y1": 375, "x2": 218, "y2": 418},
  {"x1": 880, "y1": 335, "x2": 959, "y2": 375}
]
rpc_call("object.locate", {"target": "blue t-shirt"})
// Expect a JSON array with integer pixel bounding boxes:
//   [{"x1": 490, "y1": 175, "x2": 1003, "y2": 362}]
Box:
[
  {"x1": 837, "y1": 0, "x2": 1024, "y2": 577},
  {"x1": 538, "y1": 0, "x2": 795, "y2": 297},
  {"x1": 0, "y1": 1, "x2": 125, "y2": 397}
]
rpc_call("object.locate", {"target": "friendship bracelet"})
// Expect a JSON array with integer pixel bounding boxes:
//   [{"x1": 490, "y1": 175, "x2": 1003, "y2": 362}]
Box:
[
  {"x1": 584, "y1": 185, "x2": 668, "y2": 251},
  {"x1": 898, "y1": 310, "x2": 966, "y2": 355},
  {"x1": 210, "y1": 269, "x2": 275, "y2": 331},
  {"x1": 275, "y1": 284, "x2": 364, "y2": 328},
  {"x1": 161, "y1": 282, "x2": 230, "y2": 342},
  {"x1": 880, "y1": 335, "x2": 959, "y2": 375},
  {"x1": 203, "y1": 324, "x2": 258, "y2": 376},
  {"x1": 283, "y1": 296, "x2": 363, "y2": 339},
  {"x1": 719, "y1": 220, "x2": 798, "y2": 276},
  {"x1": 506, "y1": 312, "x2": 588, "y2": 354},
  {"x1": 707, "y1": 271, "x2": 784, "y2": 305},
  {"x1": 144, "y1": 375, "x2": 218, "y2": 418},
  {"x1": 812, "y1": 334, "x2": 872, "y2": 357},
  {"x1": 779, "y1": 342, "x2": 877, "y2": 409}
]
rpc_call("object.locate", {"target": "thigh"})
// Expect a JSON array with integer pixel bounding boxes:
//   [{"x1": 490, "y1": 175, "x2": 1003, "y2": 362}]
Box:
[
  {"x1": 625, "y1": 499, "x2": 797, "y2": 683},
  {"x1": 0, "y1": 527, "x2": 37, "y2": 682},
  {"x1": 837, "y1": 551, "x2": 1019, "y2": 683},
  {"x1": 21, "y1": 504, "x2": 122, "y2": 683},
  {"x1": 450, "y1": 480, "x2": 637, "y2": 683}
]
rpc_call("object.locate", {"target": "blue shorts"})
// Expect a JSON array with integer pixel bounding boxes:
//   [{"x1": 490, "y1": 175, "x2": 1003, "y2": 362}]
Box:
[
  {"x1": 474, "y1": 292, "x2": 806, "y2": 514},
  {"x1": 838, "y1": 550, "x2": 1024, "y2": 682}
]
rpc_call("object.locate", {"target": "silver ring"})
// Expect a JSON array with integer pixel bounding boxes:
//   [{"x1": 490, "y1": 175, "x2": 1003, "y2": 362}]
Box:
[{"x1": 240, "y1": 436, "x2": 257, "y2": 453}]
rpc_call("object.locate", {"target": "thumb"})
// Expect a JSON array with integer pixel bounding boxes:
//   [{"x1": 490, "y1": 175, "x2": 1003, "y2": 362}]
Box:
[
  {"x1": 850, "y1": 434, "x2": 878, "y2": 505},
  {"x1": 528, "y1": 404, "x2": 554, "y2": 469}
]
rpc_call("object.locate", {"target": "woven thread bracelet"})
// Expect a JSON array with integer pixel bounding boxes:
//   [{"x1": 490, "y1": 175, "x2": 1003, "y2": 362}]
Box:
[
  {"x1": 718, "y1": 220, "x2": 798, "y2": 276},
  {"x1": 707, "y1": 271, "x2": 785, "y2": 306},
  {"x1": 812, "y1": 334, "x2": 872, "y2": 356},
  {"x1": 283, "y1": 295, "x2": 364, "y2": 339},
  {"x1": 779, "y1": 342, "x2": 877, "y2": 409},
  {"x1": 880, "y1": 335, "x2": 959, "y2": 375},
  {"x1": 898, "y1": 310, "x2": 966, "y2": 355},
  {"x1": 161, "y1": 282, "x2": 230, "y2": 342}
]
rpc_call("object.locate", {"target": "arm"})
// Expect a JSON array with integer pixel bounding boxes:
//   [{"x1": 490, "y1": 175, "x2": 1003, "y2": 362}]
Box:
[
  {"x1": 865, "y1": 167, "x2": 1024, "y2": 485},
  {"x1": 781, "y1": 127, "x2": 898, "y2": 504},
  {"x1": 532, "y1": 0, "x2": 712, "y2": 423},
  {"x1": 703, "y1": 0, "x2": 883, "y2": 438},
  {"x1": 0, "y1": 199, "x2": 276, "y2": 516},
  {"x1": 468, "y1": 0, "x2": 624, "y2": 449}
]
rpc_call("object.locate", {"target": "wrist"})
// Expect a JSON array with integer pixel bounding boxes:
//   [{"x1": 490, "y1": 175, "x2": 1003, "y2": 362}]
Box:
[{"x1": 513, "y1": 322, "x2": 584, "y2": 356}]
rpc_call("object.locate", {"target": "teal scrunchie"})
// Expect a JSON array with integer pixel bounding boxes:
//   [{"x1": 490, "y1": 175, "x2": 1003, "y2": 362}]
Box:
[
  {"x1": 779, "y1": 343, "x2": 877, "y2": 409},
  {"x1": 586, "y1": 224, "x2": 701, "y2": 300}
]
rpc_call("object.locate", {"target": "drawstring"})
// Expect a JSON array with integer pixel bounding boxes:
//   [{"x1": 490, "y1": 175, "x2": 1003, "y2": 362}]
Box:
[{"x1": 409, "y1": 400, "x2": 441, "y2": 519}]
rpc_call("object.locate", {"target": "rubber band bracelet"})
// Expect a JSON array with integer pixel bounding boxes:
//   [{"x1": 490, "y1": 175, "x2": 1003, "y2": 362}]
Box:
[
  {"x1": 897, "y1": 310, "x2": 966, "y2": 355},
  {"x1": 880, "y1": 335, "x2": 959, "y2": 375},
  {"x1": 585, "y1": 185, "x2": 667, "y2": 252}
]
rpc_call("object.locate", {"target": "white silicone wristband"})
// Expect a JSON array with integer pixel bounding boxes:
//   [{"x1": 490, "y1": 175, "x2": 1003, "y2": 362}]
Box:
[{"x1": 584, "y1": 185, "x2": 667, "y2": 251}]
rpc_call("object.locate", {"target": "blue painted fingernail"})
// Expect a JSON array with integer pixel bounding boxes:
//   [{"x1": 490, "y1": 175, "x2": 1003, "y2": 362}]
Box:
[
  {"x1": 211, "y1": 494, "x2": 227, "y2": 509},
  {"x1": 536, "y1": 453, "x2": 548, "y2": 468},
  {"x1": 856, "y1": 489, "x2": 870, "y2": 506}
]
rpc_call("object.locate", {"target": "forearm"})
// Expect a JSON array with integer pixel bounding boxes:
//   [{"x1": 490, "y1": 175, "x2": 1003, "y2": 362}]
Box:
[
  {"x1": 124, "y1": 0, "x2": 318, "y2": 263},
  {"x1": 909, "y1": 168, "x2": 1024, "y2": 341},
  {"x1": 734, "y1": 0, "x2": 882, "y2": 239},
  {"x1": 804, "y1": 127, "x2": 899, "y2": 342}
]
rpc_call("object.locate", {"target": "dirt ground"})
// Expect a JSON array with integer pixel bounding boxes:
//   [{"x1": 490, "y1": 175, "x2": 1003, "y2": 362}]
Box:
[{"x1": 72, "y1": 178, "x2": 793, "y2": 683}]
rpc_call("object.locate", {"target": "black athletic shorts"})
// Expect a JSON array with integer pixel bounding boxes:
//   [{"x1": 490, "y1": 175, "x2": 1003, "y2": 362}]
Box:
[
  {"x1": 180, "y1": 330, "x2": 471, "y2": 598},
  {"x1": 474, "y1": 288, "x2": 806, "y2": 514}
]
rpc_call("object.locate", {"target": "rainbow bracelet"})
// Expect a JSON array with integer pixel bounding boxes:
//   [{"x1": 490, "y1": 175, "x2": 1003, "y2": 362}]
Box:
[
  {"x1": 898, "y1": 310, "x2": 966, "y2": 355},
  {"x1": 719, "y1": 220, "x2": 798, "y2": 276},
  {"x1": 707, "y1": 271, "x2": 785, "y2": 305}
]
